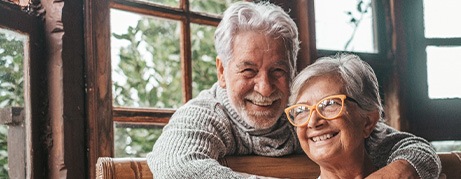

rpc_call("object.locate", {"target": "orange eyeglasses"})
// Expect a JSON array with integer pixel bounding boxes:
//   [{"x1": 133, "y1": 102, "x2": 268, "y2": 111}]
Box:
[{"x1": 284, "y1": 94, "x2": 358, "y2": 127}]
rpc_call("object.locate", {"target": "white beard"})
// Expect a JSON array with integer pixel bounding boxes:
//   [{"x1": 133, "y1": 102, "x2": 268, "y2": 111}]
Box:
[{"x1": 226, "y1": 89, "x2": 282, "y2": 130}]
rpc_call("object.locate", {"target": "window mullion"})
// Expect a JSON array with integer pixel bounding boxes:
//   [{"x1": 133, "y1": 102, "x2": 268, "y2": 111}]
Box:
[{"x1": 181, "y1": 19, "x2": 193, "y2": 103}]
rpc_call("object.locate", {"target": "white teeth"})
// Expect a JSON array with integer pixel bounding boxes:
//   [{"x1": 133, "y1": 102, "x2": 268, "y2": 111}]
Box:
[
  {"x1": 311, "y1": 133, "x2": 334, "y2": 142},
  {"x1": 252, "y1": 100, "x2": 273, "y2": 106}
]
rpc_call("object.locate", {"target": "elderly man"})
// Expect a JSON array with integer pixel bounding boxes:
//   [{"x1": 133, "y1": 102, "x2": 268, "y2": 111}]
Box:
[{"x1": 147, "y1": 1, "x2": 440, "y2": 178}]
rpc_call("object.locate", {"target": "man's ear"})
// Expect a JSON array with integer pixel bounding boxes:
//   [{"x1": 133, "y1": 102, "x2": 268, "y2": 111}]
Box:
[
  {"x1": 216, "y1": 57, "x2": 226, "y2": 88},
  {"x1": 363, "y1": 110, "x2": 380, "y2": 138}
]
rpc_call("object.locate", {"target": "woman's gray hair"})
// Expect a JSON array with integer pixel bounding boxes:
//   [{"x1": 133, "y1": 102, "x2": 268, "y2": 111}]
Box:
[
  {"x1": 289, "y1": 53, "x2": 384, "y2": 120},
  {"x1": 214, "y1": 1, "x2": 300, "y2": 79}
]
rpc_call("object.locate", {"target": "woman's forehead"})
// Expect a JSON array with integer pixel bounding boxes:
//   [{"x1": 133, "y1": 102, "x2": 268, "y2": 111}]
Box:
[{"x1": 296, "y1": 76, "x2": 346, "y2": 103}]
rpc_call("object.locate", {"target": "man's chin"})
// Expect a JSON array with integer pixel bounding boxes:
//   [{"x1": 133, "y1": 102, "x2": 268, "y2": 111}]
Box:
[{"x1": 243, "y1": 113, "x2": 279, "y2": 130}]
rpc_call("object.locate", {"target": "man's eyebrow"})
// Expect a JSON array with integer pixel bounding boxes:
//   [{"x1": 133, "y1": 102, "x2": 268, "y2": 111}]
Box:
[
  {"x1": 236, "y1": 61, "x2": 257, "y2": 68},
  {"x1": 274, "y1": 60, "x2": 290, "y2": 68}
]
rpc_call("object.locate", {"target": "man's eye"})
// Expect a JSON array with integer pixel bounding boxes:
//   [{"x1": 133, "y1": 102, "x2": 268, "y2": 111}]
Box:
[
  {"x1": 241, "y1": 69, "x2": 257, "y2": 77},
  {"x1": 272, "y1": 68, "x2": 288, "y2": 77}
]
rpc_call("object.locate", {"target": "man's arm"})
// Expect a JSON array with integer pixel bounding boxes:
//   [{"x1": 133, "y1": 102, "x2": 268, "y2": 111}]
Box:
[
  {"x1": 366, "y1": 160, "x2": 418, "y2": 179},
  {"x1": 146, "y1": 106, "x2": 244, "y2": 178},
  {"x1": 366, "y1": 122, "x2": 441, "y2": 179}
]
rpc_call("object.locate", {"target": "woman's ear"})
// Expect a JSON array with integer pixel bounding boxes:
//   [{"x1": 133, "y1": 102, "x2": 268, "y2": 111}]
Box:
[
  {"x1": 216, "y1": 57, "x2": 226, "y2": 88},
  {"x1": 363, "y1": 110, "x2": 380, "y2": 138}
]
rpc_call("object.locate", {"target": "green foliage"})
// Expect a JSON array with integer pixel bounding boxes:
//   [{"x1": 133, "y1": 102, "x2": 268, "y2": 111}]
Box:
[
  {"x1": 112, "y1": 17, "x2": 182, "y2": 108},
  {"x1": 0, "y1": 126, "x2": 8, "y2": 178},
  {"x1": 190, "y1": 24, "x2": 218, "y2": 96},
  {"x1": 0, "y1": 33, "x2": 24, "y2": 108},
  {"x1": 190, "y1": 0, "x2": 241, "y2": 15},
  {"x1": 114, "y1": 126, "x2": 163, "y2": 157},
  {"x1": 0, "y1": 31, "x2": 26, "y2": 179}
]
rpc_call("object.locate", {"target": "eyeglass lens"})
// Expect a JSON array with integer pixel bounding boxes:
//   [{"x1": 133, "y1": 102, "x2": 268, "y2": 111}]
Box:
[{"x1": 289, "y1": 97, "x2": 343, "y2": 125}]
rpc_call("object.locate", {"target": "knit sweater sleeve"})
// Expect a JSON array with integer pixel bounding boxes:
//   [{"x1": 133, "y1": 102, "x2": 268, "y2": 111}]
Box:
[
  {"x1": 146, "y1": 101, "x2": 251, "y2": 178},
  {"x1": 366, "y1": 122, "x2": 441, "y2": 179}
]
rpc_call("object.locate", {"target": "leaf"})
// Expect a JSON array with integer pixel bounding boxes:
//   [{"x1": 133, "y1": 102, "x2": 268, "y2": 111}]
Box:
[{"x1": 357, "y1": 0, "x2": 363, "y2": 12}]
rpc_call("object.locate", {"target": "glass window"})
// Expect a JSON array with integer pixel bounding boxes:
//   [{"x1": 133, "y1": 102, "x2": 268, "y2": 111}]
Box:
[
  {"x1": 314, "y1": 0, "x2": 377, "y2": 53},
  {"x1": 426, "y1": 46, "x2": 461, "y2": 99},
  {"x1": 431, "y1": 140, "x2": 461, "y2": 152},
  {"x1": 0, "y1": 29, "x2": 26, "y2": 107},
  {"x1": 114, "y1": 124, "x2": 163, "y2": 157},
  {"x1": 423, "y1": 0, "x2": 461, "y2": 99},
  {"x1": 423, "y1": 0, "x2": 461, "y2": 38},
  {"x1": 111, "y1": 9, "x2": 182, "y2": 108},
  {"x1": 0, "y1": 28, "x2": 27, "y2": 179},
  {"x1": 0, "y1": 125, "x2": 7, "y2": 178},
  {"x1": 191, "y1": 24, "x2": 217, "y2": 97},
  {"x1": 108, "y1": 0, "x2": 230, "y2": 158},
  {"x1": 190, "y1": 0, "x2": 240, "y2": 15}
]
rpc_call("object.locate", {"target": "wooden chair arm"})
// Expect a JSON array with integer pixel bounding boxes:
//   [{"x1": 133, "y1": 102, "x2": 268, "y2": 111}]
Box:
[
  {"x1": 438, "y1": 151, "x2": 461, "y2": 179},
  {"x1": 218, "y1": 154, "x2": 320, "y2": 178},
  {"x1": 95, "y1": 151, "x2": 461, "y2": 179},
  {"x1": 96, "y1": 157, "x2": 153, "y2": 179}
]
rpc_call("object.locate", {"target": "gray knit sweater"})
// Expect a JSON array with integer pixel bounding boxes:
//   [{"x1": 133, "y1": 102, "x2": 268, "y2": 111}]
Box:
[{"x1": 147, "y1": 83, "x2": 441, "y2": 178}]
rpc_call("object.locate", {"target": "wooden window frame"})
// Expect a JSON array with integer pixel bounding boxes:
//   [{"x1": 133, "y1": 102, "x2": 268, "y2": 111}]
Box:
[
  {"x1": 0, "y1": 1, "x2": 46, "y2": 178},
  {"x1": 85, "y1": 0, "x2": 231, "y2": 178},
  {"x1": 395, "y1": 0, "x2": 461, "y2": 141},
  {"x1": 313, "y1": 0, "x2": 412, "y2": 130},
  {"x1": 316, "y1": 0, "x2": 392, "y2": 75},
  {"x1": 109, "y1": 0, "x2": 221, "y2": 123}
]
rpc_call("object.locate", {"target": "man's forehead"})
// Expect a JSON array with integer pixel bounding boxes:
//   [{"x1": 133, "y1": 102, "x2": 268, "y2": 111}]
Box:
[{"x1": 233, "y1": 59, "x2": 289, "y2": 68}]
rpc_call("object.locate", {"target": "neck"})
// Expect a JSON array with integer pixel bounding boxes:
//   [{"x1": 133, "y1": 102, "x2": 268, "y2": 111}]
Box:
[{"x1": 318, "y1": 149, "x2": 376, "y2": 179}]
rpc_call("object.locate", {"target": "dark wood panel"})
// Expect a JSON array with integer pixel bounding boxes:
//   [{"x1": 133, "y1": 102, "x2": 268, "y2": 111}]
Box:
[
  {"x1": 85, "y1": 0, "x2": 113, "y2": 179},
  {"x1": 113, "y1": 107, "x2": 174, "y2": 125}
]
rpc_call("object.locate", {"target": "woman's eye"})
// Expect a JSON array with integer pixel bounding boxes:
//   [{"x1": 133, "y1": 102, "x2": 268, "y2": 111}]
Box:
[
  {"x1": 295, "y1": 106, "x2": 308, "y2": 115},
  {"x1": 318, "y1": 99, "x2": 341, "y2": 110}
]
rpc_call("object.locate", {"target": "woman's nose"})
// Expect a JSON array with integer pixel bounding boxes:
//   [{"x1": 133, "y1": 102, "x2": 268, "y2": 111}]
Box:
[{"x1": 307, "y1": 111, "x2": 325, "y2": 129}]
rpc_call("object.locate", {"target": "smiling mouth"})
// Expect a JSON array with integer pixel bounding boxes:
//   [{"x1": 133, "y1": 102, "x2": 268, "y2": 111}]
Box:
[
  {"x1": 247, "y1": 99, "x2": 275, "y2": 106},
  {"x1": 310, "y1": 132, "x2": 338, "y2": 142}
]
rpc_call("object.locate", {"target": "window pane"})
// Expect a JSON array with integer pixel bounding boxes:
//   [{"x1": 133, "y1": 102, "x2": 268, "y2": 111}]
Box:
[
  {"x1": 114, "y1": 123, "x2": 163, "y2": 157},
  {"x1": 111, "y1": 9, "x2": 182, "y2": 108},
  {"x1": 0, "y1": 28, "x2": 27, "y2": 178},
  {"x1": 315, "y1": 0, "x2": 377, "y2": 53},
  {"x1": 191, "y1": 24, "x2": 217, "y2": 97},
  {"x1": 426, "y1": 46, "x2": 461, "y2": 99},
  {"x1": 431, "y1": 141, "x2": 461, "y2": 152},
  {"x1": 423, "y1": 0, "x2": 461, "y2": 38},
  {"x1": 190, "y1": 0, "x2": 240, "y2": 15},
  {"x1": 0, "y1": 124, "x2": 7, "y2": 178}
]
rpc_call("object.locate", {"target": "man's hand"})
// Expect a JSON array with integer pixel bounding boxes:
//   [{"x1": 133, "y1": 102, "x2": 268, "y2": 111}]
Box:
[{"x1": 366, "y1": 160, "x2": 419, "y2": 179}]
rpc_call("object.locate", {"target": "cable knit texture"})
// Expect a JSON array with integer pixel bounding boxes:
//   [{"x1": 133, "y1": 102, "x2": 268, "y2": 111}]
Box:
[
  {"x1": 147, "y1": 83, "x2": 441, "y2": 178},
  {"x1": 365, "y1": 124, "x2": 441, "y2": 178}
]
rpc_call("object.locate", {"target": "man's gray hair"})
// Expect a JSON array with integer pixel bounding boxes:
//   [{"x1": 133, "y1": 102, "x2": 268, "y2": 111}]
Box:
[
  {"x1": 214, "y1": 1, "x2": 300, "y2": 79},
  {"x1": 289, "y1": 53, "x2": 384, "y2": 120}
]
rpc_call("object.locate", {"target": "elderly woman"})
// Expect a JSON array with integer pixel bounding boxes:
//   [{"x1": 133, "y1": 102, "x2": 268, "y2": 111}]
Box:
[{"x1": 284, "y1": 53, "x2": 437, "y2": 178}]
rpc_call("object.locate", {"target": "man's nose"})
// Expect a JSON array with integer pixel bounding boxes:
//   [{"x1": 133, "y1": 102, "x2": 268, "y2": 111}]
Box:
[{"x1": 254, "y1": 73, "x2": 275, "y2": 96}]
